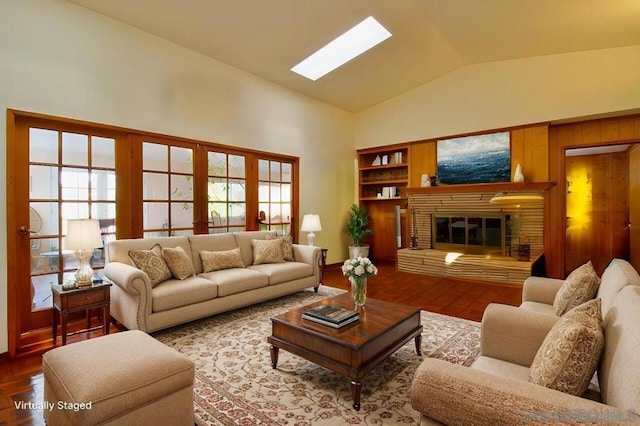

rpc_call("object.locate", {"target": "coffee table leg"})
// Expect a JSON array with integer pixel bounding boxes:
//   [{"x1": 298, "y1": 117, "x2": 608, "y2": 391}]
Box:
[
  {"x1": 350, "y1": 380, "x2": 362, "y2": 411},
  {"x1": 415, "y1": 334, "x2": 422, "y2": 356},
  {"x1": 270, "y1": 345, "x2": 279, "y2": 369}
]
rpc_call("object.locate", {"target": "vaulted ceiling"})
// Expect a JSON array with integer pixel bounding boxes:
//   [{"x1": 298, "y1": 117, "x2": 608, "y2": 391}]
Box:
[{"x1": 67, "y1": 0, "x2": 640, "y2": 112}]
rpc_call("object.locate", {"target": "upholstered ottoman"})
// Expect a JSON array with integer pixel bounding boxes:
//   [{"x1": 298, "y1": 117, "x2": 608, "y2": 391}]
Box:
[{"x1": 42, "y1": 330, "x2": 194, "y2": 426}]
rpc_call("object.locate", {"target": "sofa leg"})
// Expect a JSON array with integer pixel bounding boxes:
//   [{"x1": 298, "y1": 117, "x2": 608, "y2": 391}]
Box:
[{"x1": 314, "y1": 285, "x2": 319, "y2": 293}]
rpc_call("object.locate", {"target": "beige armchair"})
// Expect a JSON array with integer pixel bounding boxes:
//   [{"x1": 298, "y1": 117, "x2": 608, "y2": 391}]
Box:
[{"x1": 411, "y1": 259, "x2": 640, "y2": 425}]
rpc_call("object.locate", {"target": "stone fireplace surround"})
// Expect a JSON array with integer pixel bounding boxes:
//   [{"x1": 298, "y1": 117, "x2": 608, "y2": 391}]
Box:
[{"x1": 398, "y1": 182, "x2": 553, "y2": 285}]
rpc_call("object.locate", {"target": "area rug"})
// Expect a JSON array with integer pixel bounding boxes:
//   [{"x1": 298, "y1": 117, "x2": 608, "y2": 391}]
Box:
[{"x1": 154, "y1": 287, "x2": 481, "y2": 425}]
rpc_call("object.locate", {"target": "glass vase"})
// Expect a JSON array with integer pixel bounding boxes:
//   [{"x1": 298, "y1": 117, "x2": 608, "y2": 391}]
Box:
[{"x1": 350, "y1": 276, "x2": 367, "y2": 307}]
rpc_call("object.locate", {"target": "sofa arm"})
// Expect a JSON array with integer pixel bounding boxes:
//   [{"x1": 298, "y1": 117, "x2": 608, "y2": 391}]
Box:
[
  {"x1": 104, "y1": 262, "x2": 153, "y2": 329},
  {"x1": 481, "y1": 304, "x2": 558, "y2": 367},
  {"x1": 292, "y1": 244, "x2": 322, "y2": 282},
  {"x1": 522, "y1": 276, "x2": 565, "y2": 305},
  {"x1": 411, "y1": 358, "x2": 639, "y2": 426}
]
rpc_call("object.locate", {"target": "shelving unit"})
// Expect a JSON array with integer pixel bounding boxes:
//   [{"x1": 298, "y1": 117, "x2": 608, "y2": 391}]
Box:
[{"x1": 358, "y1": 145, "x2": 409, "y2": 201}]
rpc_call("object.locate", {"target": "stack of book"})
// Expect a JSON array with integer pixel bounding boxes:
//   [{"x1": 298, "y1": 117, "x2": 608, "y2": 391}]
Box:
[{"x1": 302, "y1": 305, "x2": 360, "y2": 328}]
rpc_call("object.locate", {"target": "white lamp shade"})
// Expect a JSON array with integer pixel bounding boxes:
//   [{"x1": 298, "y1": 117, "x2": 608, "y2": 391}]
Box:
[
  {"x1": 300, "y1": 214, "x2": 322, "y2": 232},
  {"x1": 65, "y1": 219, "x2": 104, "y2": 250}
]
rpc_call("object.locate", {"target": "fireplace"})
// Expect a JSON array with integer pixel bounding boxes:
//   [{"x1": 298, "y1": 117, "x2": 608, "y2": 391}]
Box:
[{"x1": 433, "y1": 214, "x2": 511, "y2": 256}]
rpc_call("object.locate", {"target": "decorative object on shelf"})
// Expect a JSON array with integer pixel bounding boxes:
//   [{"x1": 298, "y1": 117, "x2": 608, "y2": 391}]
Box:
[
  {"x1": 420, "y1": 174, "x2": 431, "y2": 187},
  {"x1": 372, "y1": 155, "x2": 381, "y2": 166},
  {"x1": 345, "y1": 204, "x2": 373, "y2": 259},
  {"x1": 300, "y1": 214, "x2": 322, "y2": 246},
  {"x1": 342, "y1": 256, "x2": 378, "y2": 307},
  {"x1": 65, "y1": 219, "x2": 103, "y2": 287},
  {"x1": 513, "y1": 164, "x2": 525, "y2": 182},
  {"x1": 381, "y1": 154, "x2": 389, "y2": 165}
]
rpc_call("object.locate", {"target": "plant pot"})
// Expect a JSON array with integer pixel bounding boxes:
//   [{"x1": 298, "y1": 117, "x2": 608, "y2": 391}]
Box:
[{"x1": 348, "y1": 245, "x2": 370, "y2": 259}]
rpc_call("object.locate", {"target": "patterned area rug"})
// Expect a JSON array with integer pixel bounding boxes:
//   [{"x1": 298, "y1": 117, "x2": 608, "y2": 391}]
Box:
[{"x1": 154, "y1": 287, "x2": 481, "y2": 425}]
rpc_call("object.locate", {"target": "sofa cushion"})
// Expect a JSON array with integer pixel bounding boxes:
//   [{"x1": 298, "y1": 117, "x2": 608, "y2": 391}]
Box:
[
  {"x1": 248, "y1": 262, "x2": 313, "y2": 285},
  {"x1": 596, "y1": 258, "x2": 640, "y2": 320},
  {"x1": 233, "y1": 231, "x2": 270, "y2": 267},
  {"x1": 200, "y1": 248, "x2": 244, "y2": 272},
  {"x1": 128, "y1": 244, "x2": 173, "y2": 287},
  {"x1": 188, "y1": 233, "x2": 238, "y2": 273},
  {"x1": 599, "y1": 285, "x2": 640, "y2": 413},
  {"x1": 252, "y1": 239, "x2": 285, "y2": 265},
  {"x1": 529, "y1": 299, "x2": 603, "y2": 396},
  {"x1": 152, "y1": 276, "x2": 218, "y2": 312},
  {"x1": 161, "y1": 246, "x2": 195, "y2": 280},
  {"x1": 266, "y1": 232, "x2": 294, "y2": 261},
  {"x1": 199, "y1": 268, "x2": 268, "y2": 297},
  {"x1": 553, "y1": 261, "x2": 600, "y2": 316}
]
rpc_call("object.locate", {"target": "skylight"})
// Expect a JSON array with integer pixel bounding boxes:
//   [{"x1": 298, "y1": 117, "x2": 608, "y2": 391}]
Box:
[{"x1": 291, "y1": 16, "x2": 392, "y2": 81}]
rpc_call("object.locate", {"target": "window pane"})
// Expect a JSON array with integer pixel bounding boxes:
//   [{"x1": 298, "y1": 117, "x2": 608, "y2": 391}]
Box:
[
  {"x1": 31, "y1": 274, "x2": 57, "y2": 311},
  {"x1": 92, "y1": 170, "x2": 116, "y2": 201},
  {"x1": 228, "y1": 155, "x2": 245, "y2": 178},
  {"x1": 208, "y1": 152, "x2": 226, "y2": 177},
  {"x1": 143, "y1": 142, "x2": 168, "y2": 171},
  {"x1": 228, "y1": 179, "x2": 245, "y2": 202},
  {"x1": 281, "y1": 203, "x2": 291, "y2": 223},
  {"x1": 31, "y1": 202, "x2": 59, "y2": 235},
  {"x1": 30, "y1": 165, "x2": 58, "y2": 199},
  {"x1": 209, "y1": 203, "x2": 227, "y2": 226},
  {"x1": 270, "y1": 183, "x2": 281, "y2": 202},
  {"x1": 91, "y1": 204, "x2": 116, "y2": 223},
  {"x1": 30, "y1": 128, "x2": 58, "y2": 164},
  {"x1": 30, "y1": 237, "x2": 58, "y2": 274},
  {"x1": 60, "y1": 168, "x2": 89, "y2": 200},
  {"x1": 61, "y1": 202, "x2": 89, "y2": 221},
  {"x1": 229, "y1": 203, "x2": 246, "y2": 226},
  {"x1": 208, "y1": 177, "x2": 227, "y2": 201},
  {"x1": 143, "y1": 173, "x2": 168, "y2": 199},
  {"x1": 270, "y1": 204, "x2": 282, "y2": 223},
  {"x1": 62, "y1": 133, "x2": 88, "y2": 166},
  {"x1": 144, "y1": 203, "x2": 168, "y2": 229},
  {"x1": 281, "y1": 183, "x2": 291, "y2": 203},
  {"x1": 171, "y1": 175, "x2": 193, "y2": 201},
  {"x1": 270, "y1": 161, "x2": 281, "y2": 181},
  {"x1": 281, "y1": 163, "x2": 292, "y2": 183},
  {"x1": 171, "y1": 146, "x2": 192, "y2": 173},
  {"x1": 171, "y1": 202, "x2": 193, "y2": 228},
  {"x1": 258, "y1": 159, "x2": 269, "y2": 180},
  {"x1": 92, "y1": 136, "x2": 115, "y2": 168},
  {"x1": 258, "y1": 182, "x2": 269, "y2": 202}
]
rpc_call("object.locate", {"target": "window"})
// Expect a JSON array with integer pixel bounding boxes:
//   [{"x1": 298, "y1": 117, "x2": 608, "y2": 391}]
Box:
[{"x1": 207, "y1": 151, "x2": 246, "y2": 233}]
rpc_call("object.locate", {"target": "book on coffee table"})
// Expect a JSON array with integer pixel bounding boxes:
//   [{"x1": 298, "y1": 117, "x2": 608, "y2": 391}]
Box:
[{"x1": 302, "y1": 305, "x2": 359, "y2": 328}]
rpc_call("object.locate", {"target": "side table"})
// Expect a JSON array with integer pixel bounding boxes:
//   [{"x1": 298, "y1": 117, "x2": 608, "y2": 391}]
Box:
[
  {"x1": 320, "y1": 248, "x2": 328, "y2": 284},
  {"x1": 51, "y1": 281, "x2": 112, "y2": 346}
]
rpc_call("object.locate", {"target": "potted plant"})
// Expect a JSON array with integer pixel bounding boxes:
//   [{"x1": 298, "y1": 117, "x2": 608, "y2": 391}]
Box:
[{"x1": 345, "y1": 204, "x2": 373, "y2": 259}]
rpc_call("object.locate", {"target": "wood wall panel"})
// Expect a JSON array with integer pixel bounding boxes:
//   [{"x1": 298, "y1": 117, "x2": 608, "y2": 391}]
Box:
[
  {"x1": 408, "y1": 142, "x2": 436, "y2": 187},
  {"x1": 630, "y1": 145, "x2": 640, "y2": 271},
  {"x1": 510, "y1": 124, "x2": 549, "y2": 182}
]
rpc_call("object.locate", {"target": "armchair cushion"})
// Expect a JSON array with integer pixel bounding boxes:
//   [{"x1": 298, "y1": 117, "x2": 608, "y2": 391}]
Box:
[
  {"x1": 553, "y1": 260, "x2": 600, "y2": 316},
  {"x1": 529, "y1": 299, "x2": 603, "y2": 396},
  {"x1": 128, "y1": 244, "x2": 172, "y2": 287}
]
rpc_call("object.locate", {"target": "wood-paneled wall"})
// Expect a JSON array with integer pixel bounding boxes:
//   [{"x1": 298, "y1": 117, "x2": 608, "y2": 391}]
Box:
[
  {"x1": 548, "y1": 115, "x2": 640, "y2": 278},
  {"x1": 630, "y1": 145, "x2": 640, "y2": 271}
]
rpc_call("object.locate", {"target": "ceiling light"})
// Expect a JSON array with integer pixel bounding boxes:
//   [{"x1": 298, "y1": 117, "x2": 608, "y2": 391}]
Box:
[{"x1": 291, "y1": 16, "x2": 392, "y2": 81}]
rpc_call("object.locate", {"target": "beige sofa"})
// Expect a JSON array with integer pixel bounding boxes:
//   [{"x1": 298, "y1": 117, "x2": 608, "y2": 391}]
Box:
[
  {"x1": 411, "y1": 258, "x2": 640, "y2": 425},
  {"x1": 104, "y1": 231, "x2": 321, "y2": 333}
]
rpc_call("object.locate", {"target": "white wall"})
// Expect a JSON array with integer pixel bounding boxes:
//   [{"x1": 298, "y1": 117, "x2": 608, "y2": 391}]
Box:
[
  {"x1": 0, "y1": 0, "x2": 355, "y2": 354},
  {"x1": 355, "y1": 45, "x2": 640, "y2": 148}
]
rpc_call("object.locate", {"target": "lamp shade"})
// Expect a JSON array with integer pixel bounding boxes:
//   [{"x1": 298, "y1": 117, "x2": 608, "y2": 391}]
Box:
[
  {"x1": 300, "y1": 214, "x2": 322, "y2": 232},
  {"x1": 65, "y1": 219, "x2": 104, "y2": 250}
]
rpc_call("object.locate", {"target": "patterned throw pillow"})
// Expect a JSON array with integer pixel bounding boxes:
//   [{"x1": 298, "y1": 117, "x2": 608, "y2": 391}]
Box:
[
  {"x1": 161, "y1": 246, "x2": 195, "y2": 280},
  {"x1": 128, "y1": 244, "x2": 173, "y2": 287},
  {"x1": 265, "y1": 233, "x2": 294, "y2": 261},
  {"x1": 252, "y1": 238, "x2": 285, "y2": 265},
  {"x1": 553, "y1": 261, "x2": 601, "y2": 316},
  {"x1": 529, "y1": 299, "x2": 604, "y2": 396},
  {"x1": 200, "y1": 247, "x2": 245, "y2": 272}
]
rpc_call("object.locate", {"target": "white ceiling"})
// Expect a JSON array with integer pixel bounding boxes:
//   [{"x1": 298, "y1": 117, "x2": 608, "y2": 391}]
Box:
[{"x1": 67, "y1": 0, "x2": 640, "y2": 112}]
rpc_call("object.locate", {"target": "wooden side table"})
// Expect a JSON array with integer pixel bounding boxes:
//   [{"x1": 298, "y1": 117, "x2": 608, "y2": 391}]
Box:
[
  {"x1": 320, "y1": 248, "x2": 328, "y2": 284},
  {"x1": 51, "y1": 282, "x2": 112, "y2": 346}
]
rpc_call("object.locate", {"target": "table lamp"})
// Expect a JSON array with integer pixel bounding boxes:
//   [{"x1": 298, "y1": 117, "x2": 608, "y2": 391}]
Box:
[
  {"x1": 300, "y1": 214, "x2": 322, "y2": 246},
  {"x1": 65, "y1": 219, "x2": 103, "y2": 287}
]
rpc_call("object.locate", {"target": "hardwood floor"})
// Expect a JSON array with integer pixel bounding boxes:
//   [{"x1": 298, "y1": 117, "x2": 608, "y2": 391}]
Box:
[{"x1": 0, "y1": 264, "x2": 522, "y2": 425}]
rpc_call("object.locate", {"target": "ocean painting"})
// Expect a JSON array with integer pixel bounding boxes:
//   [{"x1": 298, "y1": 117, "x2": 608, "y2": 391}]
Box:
[{"x1": 437, "y1": 131, "x2": 511, "y2": 185}]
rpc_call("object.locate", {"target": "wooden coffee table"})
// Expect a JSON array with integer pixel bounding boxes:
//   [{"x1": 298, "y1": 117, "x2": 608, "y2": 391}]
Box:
[{"x1": 267, "y1": 292, "x2": 422, "y2": 410}]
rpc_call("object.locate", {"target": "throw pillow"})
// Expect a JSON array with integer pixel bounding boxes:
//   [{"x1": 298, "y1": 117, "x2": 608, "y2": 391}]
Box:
[
  {"x1": 553, "y1": 260, "x2": 601, "y2": 316},
  {"x1": 252, "y1": 238, "x2": 285, "y2": 265},
  {"x1": 161, "y1": 246, "x2": 195, "y2": 280},
  {"x1": 528, "y1": 299, "x2": 604, "y2": 396},
  {"x1": 265, "y1": 232, "x2": 294, "y2": 261},
  {"x1": 200, "y1": 247, "x2": 244, "y2": 272},
  {"x1": 128, "y1": 244, "x2": 173, "y2": 287}
]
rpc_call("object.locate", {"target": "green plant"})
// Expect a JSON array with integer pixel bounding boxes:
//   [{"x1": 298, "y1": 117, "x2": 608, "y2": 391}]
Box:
[{"x1": 345, "y1": 204, "x2": 372, "y2": 246}]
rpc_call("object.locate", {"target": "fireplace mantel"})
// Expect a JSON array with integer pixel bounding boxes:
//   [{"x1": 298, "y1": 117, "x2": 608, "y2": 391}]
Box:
[{"x1": 402, "y1": 181, "x2": 556, "y2": 196}]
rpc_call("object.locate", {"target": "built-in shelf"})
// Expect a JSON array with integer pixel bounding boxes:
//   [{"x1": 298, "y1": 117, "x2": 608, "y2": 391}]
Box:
[{"x1": 402, "y1": 181, "x2": 556, "y2": 196}]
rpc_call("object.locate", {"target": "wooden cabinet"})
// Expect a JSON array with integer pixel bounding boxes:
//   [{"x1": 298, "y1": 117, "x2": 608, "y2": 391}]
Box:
[{"x1": 358, "y1": 145, "x2": 409, "y2": 201}]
